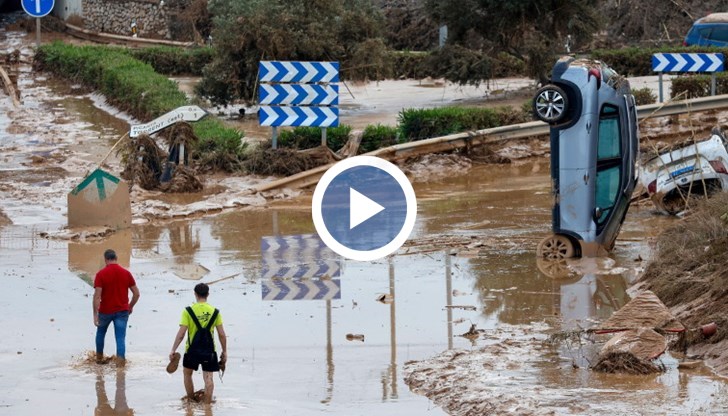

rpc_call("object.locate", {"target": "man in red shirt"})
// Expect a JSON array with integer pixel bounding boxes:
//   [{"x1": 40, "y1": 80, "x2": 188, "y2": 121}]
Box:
[{"x1": 93, "y1": 249, "x2": 140, "y2": 364}]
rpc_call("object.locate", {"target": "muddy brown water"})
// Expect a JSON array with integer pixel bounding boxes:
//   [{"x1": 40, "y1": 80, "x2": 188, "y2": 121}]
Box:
[
  {"x1": 3, "y1": 162, "x2": 728, "y2": 415},
  {"x1": 2, "y1": 30, "x2": 728, "y2": 416}
]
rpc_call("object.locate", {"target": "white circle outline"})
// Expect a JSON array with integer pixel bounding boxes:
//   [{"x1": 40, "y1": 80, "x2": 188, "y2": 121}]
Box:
[{"x1": 312, "y1": 155, "x2": 417, "y2": 262}]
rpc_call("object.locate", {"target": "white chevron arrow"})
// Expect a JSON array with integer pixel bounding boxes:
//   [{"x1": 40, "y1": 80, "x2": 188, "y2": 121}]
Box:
[
  {"x1": 674, "y1": 54, "x2": 687, "y2": 71},
  {"x1": 688, "y1": 53, "x2": 703, "y2": 72},
  {"x1": 300, "y1": 62, "x2": 316, "y2": 83},
  {"x1": 320, "y1": 62, "x2": 338, "y2": 82},
  {"x1": 323, "y1": 108, "x2": 337, "y2": 126},
  {"x1": 280, "y1": 62, "x2": 297, "y2": 83},
  {"x1": 707, "y1": 54, "x2": 723, "y2": 72},
  {"x1": 654, "y1": 54, "x2": 669, "y2": 72}
]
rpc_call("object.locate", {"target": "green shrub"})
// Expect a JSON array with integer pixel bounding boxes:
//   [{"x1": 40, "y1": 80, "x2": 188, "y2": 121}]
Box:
[
  {"x1": 398, "y1": 106, "x2": 528, "y2": 141},
  {"x1": 128, "y1": 46, "x2": 213, "y2": 76},
  {"x1": 670, "y1": 73, "x2": 728, "y2": 99},
  {"x1": 35, "y1": 42, "x2": 187, "y2": 120},
  {"x1": 35, "y1": 42, "x2": 244, "y2": 173},
  {"x1": 632, "y1": 87, "x2": 656, "y2": 105},
  {"x1": 278, "y1": 125, "x2": 352, "y2": 151},
  {"x1": 192, "y1": 119, "x2": 246, "y2": 172},
  {"x1": 360, "y1": 124, "x2": 401, "y2": 153}
]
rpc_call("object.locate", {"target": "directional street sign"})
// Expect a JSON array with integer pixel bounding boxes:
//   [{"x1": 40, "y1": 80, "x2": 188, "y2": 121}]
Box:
[
  {"x1": 22, "y1": 0, "x2": 54, "y2": 17},
  {"x1": 259, "y1": 84, "x2": 339, "y2": 106},
  {"x1": 259, "y1": 61, "x2": 339, "y2": 83},
  {"x1": 261, "y1": 234, "x2": 341, "y2": 280},
  {"x1": 68, "y1": 168, "x2": 131, "y2": 229},
  {"x1": 261, "y1": 279, "x2": 341, "y2": 301},
  {"x1": 130, "y1": 105, "x2": 207, "y2": 137},
  {"x1": 259, "y1": 106, "x2": 339, "y2": 127},
  {"x1": 652, "y1": 53, "x2": 724, "y2": 73}
]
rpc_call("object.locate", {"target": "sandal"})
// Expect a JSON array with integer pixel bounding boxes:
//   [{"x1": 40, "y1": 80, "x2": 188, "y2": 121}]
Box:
[{"x1": 166, "y1": 352, "x2": 181, "y2": 374}]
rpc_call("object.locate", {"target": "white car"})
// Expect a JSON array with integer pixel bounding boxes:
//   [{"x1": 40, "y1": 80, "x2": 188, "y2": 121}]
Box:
[{"x1": 640, "y1": 131, "x2": 728, "y2": 214}]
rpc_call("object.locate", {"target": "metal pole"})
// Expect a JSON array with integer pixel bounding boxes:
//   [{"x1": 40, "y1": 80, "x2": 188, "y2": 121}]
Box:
[
  {"x1": 179, "y1": 144, "x2": 185, "y2": 166},
  {"x1": 323, "y1": 299, "x2": 334, "y2": 404},
  {"x1": 658, "y1": 72, "x2": 664, "y2": 103},
  {"x1": 321, "y1": 127, "x2": 327, "y2": 148},
  {"x1": 272, "y1": 211, "x2": 279, "y2": 235},
  {"x1": 445, "y1": 250, "x2": 453, "y2": 350},
  {"x1": 388, "y1": 257, "x2": 398, "y2": 399},
  {"x1": 711, "y1": 73, "x2": 717, "y2": 96},
  {"x1": 272, "y1": 126, "x2": 278, "y2": 149},
  {"x1": 36, "y1": 18, "x2": 41, "y2": 47}
]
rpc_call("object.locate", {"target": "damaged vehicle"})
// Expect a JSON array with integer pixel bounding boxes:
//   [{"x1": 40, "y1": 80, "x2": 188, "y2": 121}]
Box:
[
  {"x1": 640, "y1": 130, "x2": 728, "y2": 215},
  {"x1": 533, "y1": 57, "x2": 639, "y2": 259}
]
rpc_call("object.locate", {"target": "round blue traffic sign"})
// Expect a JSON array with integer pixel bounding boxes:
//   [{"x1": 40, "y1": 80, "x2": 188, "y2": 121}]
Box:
[{"x1": 22, "y1": 0, "x2": 55, "y2": 18}]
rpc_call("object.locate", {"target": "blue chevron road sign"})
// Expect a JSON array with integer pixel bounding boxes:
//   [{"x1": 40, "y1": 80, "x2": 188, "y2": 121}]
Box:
[
  {"x1": 259, "y1": 61, "x2": 339, "y2": 83},
  {"x1": 652, "y1": 53, "x2": 724, "y2": 73},
  {"x1": 261, "y1": 234, "x2": 341, "y2": 280},
  {"x1": 261, "y1": 279, "x2": 341, "y2": 301},
  {"x1": 258, "y1": 60, "x2": 340, "y2": 129},
  {"x1": 259, "y1": 84, "x2": 339, "y2": 106},
  {"x1": 259, "y1": 106, "x2": 339, "y2": 127}
]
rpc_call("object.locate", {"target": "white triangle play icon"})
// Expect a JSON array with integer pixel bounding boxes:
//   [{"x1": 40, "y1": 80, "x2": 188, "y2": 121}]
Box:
[{"x1": 350, "y1": 188, "x2": 385, "y2": 229}]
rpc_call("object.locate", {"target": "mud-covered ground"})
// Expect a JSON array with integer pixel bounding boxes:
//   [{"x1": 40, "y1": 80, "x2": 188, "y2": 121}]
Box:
[{"x1": 3, "y1": 27, "x2": 728, "y2": 416}]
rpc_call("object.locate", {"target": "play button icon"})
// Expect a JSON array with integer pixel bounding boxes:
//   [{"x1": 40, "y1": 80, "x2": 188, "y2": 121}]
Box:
[
  {"x1": 312, "y1": 156, "x2": 417, "y2": 261},
  {"x1": 349, "y1": 188, "x2": 384, "y2": 229}
]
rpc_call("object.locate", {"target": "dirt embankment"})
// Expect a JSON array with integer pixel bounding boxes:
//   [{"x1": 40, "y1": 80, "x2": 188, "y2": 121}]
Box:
[{"x1": 639, "y1": 192, "x2": 728, "y2": 376}]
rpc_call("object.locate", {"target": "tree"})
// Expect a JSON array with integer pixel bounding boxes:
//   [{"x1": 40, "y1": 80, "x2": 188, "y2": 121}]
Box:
[
  {"x1": 197, "y1": 0, "x2": 386, "y2": 104},
  {"x1": 424, "y1": 0, "x2": 601, "y2": 83}
]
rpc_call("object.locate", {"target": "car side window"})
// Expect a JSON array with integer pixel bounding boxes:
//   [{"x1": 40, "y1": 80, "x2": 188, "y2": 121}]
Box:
[
  {"x1": 699, "y1": 27, "x2": 712, "y2": 39},
  {"x1": 709, "y1": 26, "x2": 728, "y2": 42},
  {"x1": 595, "y1": 105, "x2": 622, "y2": 225}
]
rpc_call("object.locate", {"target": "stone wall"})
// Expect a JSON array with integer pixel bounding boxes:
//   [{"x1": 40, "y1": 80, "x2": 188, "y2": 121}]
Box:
[{"x1": 82, "y1": 0, "x2": 168, "y2": 38}]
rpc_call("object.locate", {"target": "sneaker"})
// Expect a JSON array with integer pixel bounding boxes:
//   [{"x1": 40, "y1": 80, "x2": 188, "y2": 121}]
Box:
[{"x1": 167, "y1": 352, "x2": 181, "y2": 374}]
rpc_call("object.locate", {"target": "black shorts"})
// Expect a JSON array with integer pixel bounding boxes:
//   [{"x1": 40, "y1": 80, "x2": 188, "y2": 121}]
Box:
[{"x1": 183, "y1": 352, "x2": 219, "y2": 372}]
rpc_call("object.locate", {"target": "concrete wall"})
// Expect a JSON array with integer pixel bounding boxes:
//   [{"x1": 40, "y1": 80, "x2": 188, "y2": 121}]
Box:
[
  {"x1": 82, "y1": 0, "x2": 168, "y2": 38},
  {"x1": 53, "y1": 0, "x2": 83, "y2": 21}
]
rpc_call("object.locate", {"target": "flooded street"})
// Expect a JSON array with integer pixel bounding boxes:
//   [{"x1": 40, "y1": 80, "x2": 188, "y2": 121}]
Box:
[{"x1": 2, "y1": 29, "x2": 728, "y2": 416}]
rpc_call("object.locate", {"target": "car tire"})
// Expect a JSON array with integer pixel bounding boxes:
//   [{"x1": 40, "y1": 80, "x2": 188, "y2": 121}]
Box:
[
  {"x1": 536, "y1": 234, "x2": 576, "y2": 260},
  {"x1": 533, "y1": 85, "x2": 569, "y2": 124}
]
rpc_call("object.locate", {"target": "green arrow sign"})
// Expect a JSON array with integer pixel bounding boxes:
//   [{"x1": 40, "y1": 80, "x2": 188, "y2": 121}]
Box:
[{"x1": 71, "y1": 169, "x2": 121, "y2": 202}]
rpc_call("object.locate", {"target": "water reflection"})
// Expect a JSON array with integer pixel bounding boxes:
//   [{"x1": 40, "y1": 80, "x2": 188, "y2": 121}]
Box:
[
  {"x1": 168, "y1": 221, "x2": 208, "y2": 281},
  {"x1": 69, "y1": 229, "x2": 132, "y2": 285},
  {"x1": 95, "y1": 368, "x2": 134, "y2": 416}
]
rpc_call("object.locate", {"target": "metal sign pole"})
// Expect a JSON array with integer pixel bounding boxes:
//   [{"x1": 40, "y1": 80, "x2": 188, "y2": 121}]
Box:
[
  {"x1": 658, "y1": 72, "x2": 663, "y2": 103},
  {"x1": 36, "y1": 18, "x2": 41, "y2": 46},
  {"x1": 321, "y1": 127, "x2": 327, "y2": 148},
  {"x1": 272, "y1": 126, "x2": 278, "y2": 149},
  {"x1": 712, "y1": 73, "x2": 717, "y2": 96}
]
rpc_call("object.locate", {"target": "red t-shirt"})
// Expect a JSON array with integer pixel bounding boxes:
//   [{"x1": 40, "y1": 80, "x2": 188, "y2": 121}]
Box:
[{"x1": 94, "y1": 263, "x2": 137, "y2": 314}]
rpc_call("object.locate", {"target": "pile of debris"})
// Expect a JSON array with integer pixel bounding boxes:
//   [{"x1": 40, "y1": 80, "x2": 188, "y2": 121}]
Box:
[
  {"x1": 640, "y1": 192, "x2": 728, "y2": 376},
  {"x1": 118, "y1": 122, "x2": 203, "y2": 193},
  {"x1": 590, "y1": 291, "x2": 683, "y2": 374}
]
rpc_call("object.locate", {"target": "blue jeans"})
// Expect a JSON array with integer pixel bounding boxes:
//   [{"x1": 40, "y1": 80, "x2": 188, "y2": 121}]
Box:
[{"x1": 96, "y1": 311, "x2": 129, "y2": 359}]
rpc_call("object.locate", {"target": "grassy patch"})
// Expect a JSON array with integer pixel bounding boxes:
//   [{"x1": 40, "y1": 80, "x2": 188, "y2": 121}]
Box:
[{"x1": 35, "y1": 42, "x2": 244, "y2": 172}]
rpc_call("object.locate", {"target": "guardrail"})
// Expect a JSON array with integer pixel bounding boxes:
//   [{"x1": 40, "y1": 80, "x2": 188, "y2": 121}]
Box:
[{"x1": 254, "y1": 94, "x2": 728, "y2": 193}]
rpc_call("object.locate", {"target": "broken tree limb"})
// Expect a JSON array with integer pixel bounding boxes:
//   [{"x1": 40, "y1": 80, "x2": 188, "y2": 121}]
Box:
[{"x1": 0, "y1": 65, "x2": 20, "y2": 108}]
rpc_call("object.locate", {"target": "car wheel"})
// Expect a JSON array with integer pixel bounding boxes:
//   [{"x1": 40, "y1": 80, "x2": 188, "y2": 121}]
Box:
[
  {"x1": 533, "y1": 85, "x2": 569, "y2": 123},
  {"x1": 537, "y1": 234, "x2": 576, "y2": 260}
]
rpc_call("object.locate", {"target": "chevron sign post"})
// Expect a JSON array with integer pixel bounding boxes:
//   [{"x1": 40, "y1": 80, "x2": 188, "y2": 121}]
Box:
[
  {"x1": 258, "y1": 61, "x2": 340, "y2": 147},
  {"x1": 261, "y1": 234, "x2": 341, "y2": 280},
  {"x1": 260, "y1": 234, "x2": 342, "y2": 301},
  {"x1": 259, "y1": 84, "x2": 339, "y2": 106},
  {"x1": 262, "y1": 279, "x2": 341, "y2": 301},
  {"x1": 652, "y1": 53, "x2": 725, "y2": 102}
]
